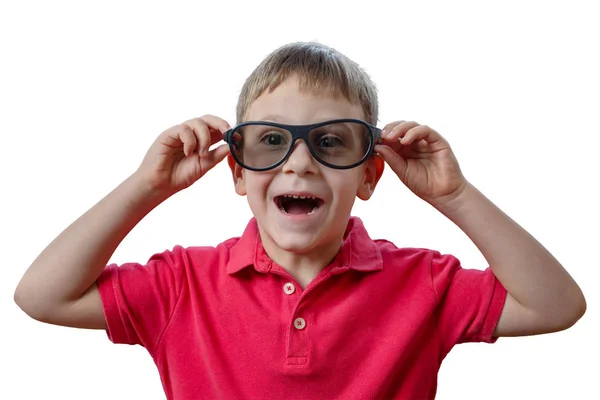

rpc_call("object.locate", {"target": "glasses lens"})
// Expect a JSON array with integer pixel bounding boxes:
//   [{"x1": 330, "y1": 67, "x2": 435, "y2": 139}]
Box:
[
  {"x1": 231, "y1": 124, "x2": 292, "y2": 169},
  {"x1": 308, "y1": 121, "x2": 372, "y2": 167}
]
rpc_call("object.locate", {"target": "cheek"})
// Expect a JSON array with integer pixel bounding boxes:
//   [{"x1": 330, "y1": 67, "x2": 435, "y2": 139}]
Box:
[
  {"x1": 328, "y1": 171, "x2": 362, "y2": 205},
  {"x1": 244, "y1": 173, "x2": 273, "y2": 206}
]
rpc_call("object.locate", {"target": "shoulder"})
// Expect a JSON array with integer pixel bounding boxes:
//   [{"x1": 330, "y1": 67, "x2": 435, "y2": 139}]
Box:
[
  {"x1": 104, "y1": 235, "x2": 243, "y2": 279},
  {"x1": 373, "y1": 239, "x2": 499, "y2": 298},
  {"x1": 177, "y1": 237, "x2": 241, "y2": 262},
  {"x1": 166, "y1": 236, "x2": 243, "y2": 274},
  {"x1": 371, "y1": 239, "x2": 472, "y2": 291},
  {"x1": 373, "y1": 238, "x2": 441, "y2": 269},
  {"x1": 372, "y1": 238, "x2": 461, "y2": 269}
]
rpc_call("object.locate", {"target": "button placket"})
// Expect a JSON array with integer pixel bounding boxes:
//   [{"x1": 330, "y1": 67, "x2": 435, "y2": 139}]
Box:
[
  {"x1": 287, "y1": 312, "x2": 310, "y2": 366},
  {"x1": 284, "y1": 269, "x2": 344, "y2": 367}
]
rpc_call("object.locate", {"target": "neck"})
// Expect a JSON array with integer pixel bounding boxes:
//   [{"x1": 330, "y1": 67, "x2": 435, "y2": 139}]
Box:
[{"x1": 259, "y1": 234, "x2": 343, "y2": 289}]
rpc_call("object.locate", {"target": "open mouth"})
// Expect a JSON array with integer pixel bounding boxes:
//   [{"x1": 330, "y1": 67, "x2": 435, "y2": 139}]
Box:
[{"x1": 275, "y1": 194, "x2": 324, "y2": 215}]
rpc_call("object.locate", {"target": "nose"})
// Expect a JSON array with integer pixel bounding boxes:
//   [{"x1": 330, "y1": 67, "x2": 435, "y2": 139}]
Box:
[{"x1": 281, "y1": 140, "x2": 319, "y2": 176}]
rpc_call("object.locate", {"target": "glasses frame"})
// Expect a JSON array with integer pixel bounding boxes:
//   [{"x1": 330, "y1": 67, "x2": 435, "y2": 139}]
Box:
[{"x1": 222, "y1": 118, "x2": 382, "y2": 171}]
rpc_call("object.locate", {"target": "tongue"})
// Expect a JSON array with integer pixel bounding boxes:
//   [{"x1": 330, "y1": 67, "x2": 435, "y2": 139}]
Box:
[{"x1": 285, "y1": 199, "x2": 315, "y2": 215}]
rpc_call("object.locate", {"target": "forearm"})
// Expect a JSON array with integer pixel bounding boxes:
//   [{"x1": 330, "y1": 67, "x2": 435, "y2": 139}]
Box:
[
  {"x1": 15, "y1": 173, "x2": 166, "y2": 316},
  {"x1": 436, "y1": 182, "x2": 585, "y2": 318}
]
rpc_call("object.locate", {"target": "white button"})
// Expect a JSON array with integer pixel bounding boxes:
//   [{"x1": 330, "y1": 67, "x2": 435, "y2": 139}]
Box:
[
  {"x1": 294, "y1": 317, "x2": 306, "y2": 330},
  {"x1": 283, "y1": 282, "x2": 295, "y2": 295}
]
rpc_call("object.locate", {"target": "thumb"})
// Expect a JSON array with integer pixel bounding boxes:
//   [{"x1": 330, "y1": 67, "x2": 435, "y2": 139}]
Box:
[
  {"x1": 375, "y1": 144, "x2": 408, "y2": 180},
  {"x1": 206, "y1": 143, "x2": 230, "y2": 167},
  {"x1": 199, "y1": 144, "x2": 230, "y2": 174}
]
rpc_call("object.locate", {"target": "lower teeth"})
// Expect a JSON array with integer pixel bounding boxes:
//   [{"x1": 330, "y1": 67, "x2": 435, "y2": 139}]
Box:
[{"x1": 279, "y1": 206, "x2": 319, "y2": 215}]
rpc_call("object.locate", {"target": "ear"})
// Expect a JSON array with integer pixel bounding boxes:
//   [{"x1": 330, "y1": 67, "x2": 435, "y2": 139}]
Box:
[
  {"x1": 357, "y1": 154, "x2": 385, "y2": 200},
  {"x1": 227, "y1": 154, "x2": 247, "y2": 196}
]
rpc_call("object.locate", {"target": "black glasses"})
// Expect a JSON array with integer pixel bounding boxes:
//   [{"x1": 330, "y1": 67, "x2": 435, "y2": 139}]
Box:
[{"x1": 222, "y1": 119, "x2": 382, "y2": 171}]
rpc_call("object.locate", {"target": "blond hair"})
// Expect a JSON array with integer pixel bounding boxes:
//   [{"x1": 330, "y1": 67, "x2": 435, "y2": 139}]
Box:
[{"x1": 236, "y1": 42, "x2": 378, "y2": 125}]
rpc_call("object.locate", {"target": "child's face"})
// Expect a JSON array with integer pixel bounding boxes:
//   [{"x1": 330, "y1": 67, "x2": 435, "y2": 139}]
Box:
[{"x1": 228, "y1": 76, "x2": 384, "y2": 260}]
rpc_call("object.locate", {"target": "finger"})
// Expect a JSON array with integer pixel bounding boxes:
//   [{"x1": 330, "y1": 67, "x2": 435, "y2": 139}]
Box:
[
  {"x1": 185, "y1": 115, "x2": 232, "y2": 156},
  {"x1": 199, "y1": 114, "x2": 232, "y2": 135},
  {"x1": 200, "y1": 144, "x2": 230, "y2": 172},
  {"x1": 384, "y1": 121, "x2": 420, "y2": 142},
  {"x1": 183, "y1": 118, "x2": 211, "y2": 156},
  {"x1": 380, "y1": 120, "x2": 405, "y2": 136},
  {"x1": 161, "y1": 124, "x2": 193, "y2": 152},
  {"x1": 401, "y1": 125, "x2": 442, "y2": 145},
  {"x1": 176, "y1": 125, "x2": 197, "y2": 157},
  {"x1": 208, "y1": 127, "x2": 226, "y2": 148},
  {"x1": 208, "y1": 143, "x2": 230, "y2": 165},
  {"x1": 202, "y1": 116, "x2": 232, "y2": 149},
  {"x1": 374, "y1": 144, "x2": 407, "y2": 179}
]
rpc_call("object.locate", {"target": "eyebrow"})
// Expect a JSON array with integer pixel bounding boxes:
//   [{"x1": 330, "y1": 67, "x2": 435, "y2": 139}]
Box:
[
  {"x1": 250, "y1": 115, "x2": 359, "y2": 124},
  {"x1": 251, "y1": 114, "x2": 286, "y2": 122}
]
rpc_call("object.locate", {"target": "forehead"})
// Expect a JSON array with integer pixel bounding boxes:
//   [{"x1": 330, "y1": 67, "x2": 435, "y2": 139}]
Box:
[{"x1": 246, "y1": 77, "x2": 364, "y2": 125}]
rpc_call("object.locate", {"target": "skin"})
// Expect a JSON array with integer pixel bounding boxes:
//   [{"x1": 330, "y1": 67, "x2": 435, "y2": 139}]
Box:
[
  {"x1": 14, "y1": 76, "x2": 586, "y2": 338},
  {"x1": 13, "y1": 116, "x2": 231, "y2": 330},
  {"x1": 228, "y1": 78, "x2": 383, "y2": 286},
  {"x1": 376, "y1": 122, "x2": 587, "y2": 335}
]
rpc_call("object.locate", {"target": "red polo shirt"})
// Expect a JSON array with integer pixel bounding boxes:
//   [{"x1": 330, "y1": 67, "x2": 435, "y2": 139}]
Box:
[{"x1": 97, "y1": 217, "x2": 506, "y2": 399}]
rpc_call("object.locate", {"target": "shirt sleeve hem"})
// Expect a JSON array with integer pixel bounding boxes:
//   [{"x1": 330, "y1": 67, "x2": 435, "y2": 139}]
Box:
[
  {"x1": 97, "y1": 266, "x2": 132, "y2": 345},
  {"x1": 479, "y1": 276, "x2": 508, "y2": 343}
]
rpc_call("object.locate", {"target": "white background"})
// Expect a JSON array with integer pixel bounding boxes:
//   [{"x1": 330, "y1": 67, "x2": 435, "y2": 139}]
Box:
[{"x1": 1, "y1": 1, "x2": 598, "y2": 399}]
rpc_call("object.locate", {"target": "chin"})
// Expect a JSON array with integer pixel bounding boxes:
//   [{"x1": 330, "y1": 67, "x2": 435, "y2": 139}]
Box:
[{"x1": 270, "y1": 231, "x2": 321, "y2": 254}]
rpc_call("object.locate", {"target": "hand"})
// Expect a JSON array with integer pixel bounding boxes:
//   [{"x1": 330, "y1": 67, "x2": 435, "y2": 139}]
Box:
[
  {"x1": 135, "y1": 115, "x2": 231, "y2": 197},
  {"x1": 374, "y1": 121, "x2": 467, "y2": 207}
]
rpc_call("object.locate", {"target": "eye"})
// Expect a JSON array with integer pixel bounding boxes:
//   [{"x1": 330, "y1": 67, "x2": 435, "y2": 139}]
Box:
[
  {"x1": 260, "y1": 132, "x2": 287, "y2": 146},
  {"x1": 317, "y1": 134, "x2": 344, "y2": 148}
]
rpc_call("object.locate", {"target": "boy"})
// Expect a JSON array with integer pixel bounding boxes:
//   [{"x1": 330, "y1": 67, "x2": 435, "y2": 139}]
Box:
[{"x1": 15, "y1": 42, "x2": 586, "y2": 399}]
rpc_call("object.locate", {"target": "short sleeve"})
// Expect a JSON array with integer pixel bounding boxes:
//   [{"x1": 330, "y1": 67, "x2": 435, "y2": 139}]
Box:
[
  {"x1": 96, "y1": 246, "x2": 186, "y2": 353},
  {"x1": 430, "y1": 251, "x2": 507, "y2": 352}
]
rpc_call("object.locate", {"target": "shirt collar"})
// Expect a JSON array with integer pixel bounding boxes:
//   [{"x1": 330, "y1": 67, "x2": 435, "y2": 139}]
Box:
[{"x1": 226, "y1": 216, "x2": 383, "y2": 275}]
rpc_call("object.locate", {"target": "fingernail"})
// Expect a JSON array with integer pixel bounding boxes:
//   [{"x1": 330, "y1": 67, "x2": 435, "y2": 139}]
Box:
[{"x1": 381, "y1": 129, "x2": 388, "y2": 137}]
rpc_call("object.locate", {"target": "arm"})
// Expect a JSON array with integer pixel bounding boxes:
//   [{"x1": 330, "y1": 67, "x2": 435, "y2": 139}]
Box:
[
  {"x1": 436, "y1": 182, "x2": 586, "y2": 336},
  {"x1": 14, "y1": 115, "x2": 231, "y2": 330},
  {"x1": 376, "y1": 121, "x2": 586, "y2": 337},
  {"x1": 14, "y1": 175, "x2": 165, "y2": 329}
]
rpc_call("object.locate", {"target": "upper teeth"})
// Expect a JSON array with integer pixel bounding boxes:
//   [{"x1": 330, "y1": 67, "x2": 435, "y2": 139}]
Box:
[{"x1": 283, "y1": 195, "x2": 316, "y2": 199}]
